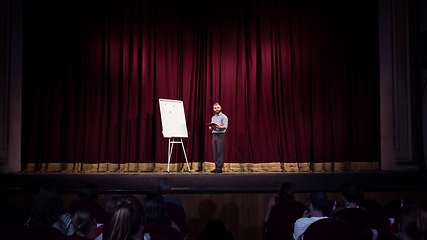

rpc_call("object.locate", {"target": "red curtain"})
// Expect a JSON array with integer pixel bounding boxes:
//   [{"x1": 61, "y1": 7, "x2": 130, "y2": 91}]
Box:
[{"x1": 22, "y1": 0, "x2": 380, "y2": 172}]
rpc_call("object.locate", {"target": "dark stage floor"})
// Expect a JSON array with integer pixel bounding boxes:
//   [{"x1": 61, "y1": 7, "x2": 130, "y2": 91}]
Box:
[{"x1": 1, "y1": 170, "x2": 427, "y2": 194}]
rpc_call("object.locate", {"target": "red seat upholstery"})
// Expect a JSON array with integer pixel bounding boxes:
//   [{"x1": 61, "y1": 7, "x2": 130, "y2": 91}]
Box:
[
  {"x1": 348, "y1": 229, "x2": 400, "y2": 240},
  {"x1": 142, "y1": 224, "x2": 184, "y2": 240},
  {"x1": 265, "y1": 200, "x2": 306, "y2": 240},
  {"x1": 357, "y1": 199, "x2": 383, "y2": 219},
  {"x1": 333, "y1": 208, "x2": 374, "y2": 231},
  {"x1": 165, "y1": 202, "x2": 186, "y2": 235},
  {"x1": 11, "y1": 225, "x2": 65, "y2": 240},
  {"x1": 363, "y1": 217, "x2": 396, "y2": 232},
  {"x1": 302, "y1": 218, "x2": 356, "y2": 240},
  {"x1": 384, "y1": 199, "x2": 414, "y2": 209}
]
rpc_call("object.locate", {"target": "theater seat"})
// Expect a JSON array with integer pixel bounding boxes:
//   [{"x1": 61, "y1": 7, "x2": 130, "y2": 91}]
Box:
[
  {"x1": 357, "y1": 199, "x2": 383, "y2": 219},
  {"x1": 333, "y1": 208, "x2": 374, "y2": 231},
  {"x1": 302, "y1": 218, "x2": 356, "y2": 240},
  {"x1": 142, "y1": 224, "x2": 184, "y2": 240},
  {"x1": 265, "y1": 200, "x2": 306, "y2": 240},
  {"x1": 11, "y1": 225, "x2": 65, "y2": 240},
  {"x1": 165, "y1": 202, "x2": 186, "y2": 235},
  {"x1": 348, "y1": 229, "x2": 399, "y2": 240}
]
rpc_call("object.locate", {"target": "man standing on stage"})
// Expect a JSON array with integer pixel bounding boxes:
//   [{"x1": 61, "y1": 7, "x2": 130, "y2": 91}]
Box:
[{"x1": 209, "y1": 103, "x2": 228, "y2": 173}]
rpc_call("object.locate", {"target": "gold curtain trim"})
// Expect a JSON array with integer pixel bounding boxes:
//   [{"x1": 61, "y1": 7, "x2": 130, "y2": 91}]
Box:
[{"x1": 23, "y1": 161, "x2": 380, "y2": 173}]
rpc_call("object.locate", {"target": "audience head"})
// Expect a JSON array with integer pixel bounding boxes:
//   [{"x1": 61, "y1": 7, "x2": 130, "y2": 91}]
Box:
[
  {"x1": 277, "y1": 182, "x2": 294, "y2": 201},
  {"x1": 156, "y1": 177, "x2": 172, "y2": 196},
  {"x1": 308, "y1": 191, "x2": 328, "y2": 212},
  {"x1": 341, "y1": 184, "x2": 362, "y2": 203},
  {"x1": 398, "y1": 204, "x2": 427, "y2": 240},
  {"x1": 142, "y1": 191, "x2": 170, "y2": 226},
  {"x1": 105, "y1": 196, "x2": 120, "y2": 212},
  {"x1": 29, "y1": 182, "x2": 67, "y2": 225},
  {"x1": 75, "y1": 183, "x2": 99, "y2": 203},
  {"x1": 72, "y1": 207, "x2": 97, "y2": 239},
  {"x1": 109, "y1": 195, "x2": 143, "y2": 240}
]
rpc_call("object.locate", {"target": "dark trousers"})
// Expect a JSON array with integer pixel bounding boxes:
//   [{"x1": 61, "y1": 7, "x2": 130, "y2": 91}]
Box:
[{"x1": 212, "y1": 133, "x2": 226, "y2": 170}]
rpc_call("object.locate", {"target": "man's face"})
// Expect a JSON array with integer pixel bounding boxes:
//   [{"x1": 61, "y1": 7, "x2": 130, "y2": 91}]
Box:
[{"x1": 213, "y1": 105, "x2": 222, "y2": 114}]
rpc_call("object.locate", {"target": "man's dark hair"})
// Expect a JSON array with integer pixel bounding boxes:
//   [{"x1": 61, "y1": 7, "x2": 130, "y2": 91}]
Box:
[
  {"x1": 341, "y1": 184, "x2": 362, "y2": 203},
  {"x1": 156, "y1": 177, "x2": 172, "y2": 195},
  {"x1": 309, "y1": 191, "x2": 328, "y2": 212}
]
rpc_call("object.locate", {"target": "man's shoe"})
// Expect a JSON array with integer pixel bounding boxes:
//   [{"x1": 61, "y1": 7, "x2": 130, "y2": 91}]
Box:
[
  {"x1": 210, "y1": 169, "x2": 217, "y2": 173},
  {"x1": 216, "y1": 169, "x2": 222, "y2": 173}
]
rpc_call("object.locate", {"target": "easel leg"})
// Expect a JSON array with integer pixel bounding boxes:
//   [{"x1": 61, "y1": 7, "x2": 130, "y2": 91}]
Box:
[{"x1": 180, "y1": 138, "x2": 191, "y2": 173}]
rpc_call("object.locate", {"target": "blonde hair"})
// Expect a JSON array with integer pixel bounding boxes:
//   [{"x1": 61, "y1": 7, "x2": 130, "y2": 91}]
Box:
[{"x1": 213, "y1": 103, "x2": 221, "y2": 107}]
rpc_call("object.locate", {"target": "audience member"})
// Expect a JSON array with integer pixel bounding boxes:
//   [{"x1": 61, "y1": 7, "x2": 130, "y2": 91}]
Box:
[
  {"x1": 72, "y1": 208, "x2": 97, "y2": 239},
  {"x1": 70, "y1": 183, "x2": 99, "y2": 205},
  {"x1": 292, "y1": 191, "x2": 329, "y2": 240},
  {"x1": 397, "y1": 204, "x2": 427, "y2": 240},
  {"x1": 264, "y1": 182, "x2": 294, "y2": 223},
  {"x1": 25, "y1": 182, "x2": 75, "y2": 235},
  {"x1": 108, "y1": 195, "x2": 143, "y2": 240},
  {"x1": 157, "y1": 177, "x2": 185, "y2": 211},
  {"x1": 105, "y1": 196, "x2": 119, "y2": 213},
  {"x1": 330, "y1": 184, "x2": 366, "y2": 216},
  {"x1": 69, "y1": 183, "x2": 105, "y2": 218},
  {"x1": 142, "y1": 191, "x2": 181, "y2": 233}
]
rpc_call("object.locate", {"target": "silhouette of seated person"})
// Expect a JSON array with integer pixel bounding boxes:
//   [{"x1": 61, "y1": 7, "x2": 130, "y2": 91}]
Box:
[
  {"x1": 264, "y1": 182, "x2": 306, "y2": 239},
  {"x1": 157, "y1": 177, "x2": 188, "y2": 235},
  {"x1": 142, "y1": 191, "x2": 184, "y2": 239},
  {"x1": 68, "y1": 184, "x2": 105, "y2": 220},
  {"x1": 292, "y1": 191, "x2": 329, "y2": 240},
  {"x1": 25, "y1": 182, "x2": 75, "y2": 236},
  {"x1": 330, "y1": 184, "x2": 366, "y2": 216},
  {"x1": 264, "y1": 182, "x2": 301, "y2": 224},
  {"x1": 108, "y1": 195, "x2": 144, "y2": 240},
  {"x1": 397, "y1": 203, "x2": 427, "y2": 240},
  {"x1": 71, "y1": 208, "x2": 98, "y2": 240}
]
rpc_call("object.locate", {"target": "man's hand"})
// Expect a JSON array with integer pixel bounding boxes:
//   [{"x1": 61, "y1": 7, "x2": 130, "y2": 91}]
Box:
[{"x1": 302, "y1": 210, "x2": 310, "y2": 218}]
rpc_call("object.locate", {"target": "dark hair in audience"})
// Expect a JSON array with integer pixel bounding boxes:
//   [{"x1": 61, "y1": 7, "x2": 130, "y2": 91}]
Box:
[
  {"x1": 341, "y1": 184, "x2": 362, "y2": 203},
  {"x1": 276, "y1": 182, "x2": 294, "y2": 202},
  {"x1": 72, "y1": 207, "x2": 95, "y2": 236},
  {"x1": 72, "y1": 183, "x2": 99, "y2": 203},
  {"x1": 156, "y1": 177, "x2": 172, "y2": 195},
  {"x1": 398, "y1": 204, "x2": 427, "y2": 240},
  {"x1": 308, "y1": 191, "x2": 328, "y2": 212},
  {"x1": 29, "y1": 182, "x2": 67, "y2": 225},
  {"x1": 108, "y1": 195, "x2": 143, "y2": 240},
  {"x1": 142, "y1": 191, "x2": 170, "y2": 226},
  {"x1": 106, "y1": 196, "x2": 120, "y2": 212}
]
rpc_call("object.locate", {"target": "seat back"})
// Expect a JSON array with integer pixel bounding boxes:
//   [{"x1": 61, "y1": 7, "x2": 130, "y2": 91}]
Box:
[
  {"x1": 303, "y1": 218, "x2": 356, "y2": 240},
  {"x1": 11, "y1": 225, "x2": 65, "y2": 240},
  {"x1": 348, "y1": 229, "x2": 400, "y2": 240},
  {"x1": 380, "y1": 206, "x2": 402, "y2": 220},
  {"x1": 267, "y1": 200, "x2": 306, "y2": 240},
  {"x1": 363, "y1": 217, "x2": 396, "y2": 232},
  {"x1": 384, "y1": 199, "x2": 414, "y2": 209},
  {"x1": 333, "y1": 208, "x2": 374, "y2": 231},
  {"x1": 165, "y1": 202, "x2": 186, "y2": 235},
  {"x1": 323, "y1": 200, "x2": 344, "y2": 217},
  {"x1": 357, "y1": 199, "x2": 383, "y2": 219},
  {"x1": 0, "y1": 210, "x2": 28, "y2": 237},
  {"x1": 142, "y1": 224, "x2": 184, "y2": 240}
]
